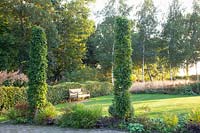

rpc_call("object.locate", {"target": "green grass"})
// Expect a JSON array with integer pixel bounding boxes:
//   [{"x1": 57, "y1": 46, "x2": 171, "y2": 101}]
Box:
[
  {"x1": 55, "y1": 94, "x2": 200, "y2": 117},
  {"x1": 0, "y1": 115, "x2": 7, "y2": 122}
]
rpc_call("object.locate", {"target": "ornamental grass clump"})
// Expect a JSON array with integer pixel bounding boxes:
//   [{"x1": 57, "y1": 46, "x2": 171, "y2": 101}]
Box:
[{"x1": 59, "y1": 104, "x2": 102, "y2": 128}]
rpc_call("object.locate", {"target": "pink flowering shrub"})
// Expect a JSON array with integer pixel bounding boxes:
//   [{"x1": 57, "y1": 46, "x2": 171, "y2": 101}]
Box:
[{"x1": 0, "y1": 70, "x2": 28, "y2": 87}]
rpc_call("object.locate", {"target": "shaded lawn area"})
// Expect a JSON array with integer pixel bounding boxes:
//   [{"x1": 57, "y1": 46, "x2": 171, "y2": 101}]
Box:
[{"x1": 55, "y1": 94, "x2": 200, "y2": 117}]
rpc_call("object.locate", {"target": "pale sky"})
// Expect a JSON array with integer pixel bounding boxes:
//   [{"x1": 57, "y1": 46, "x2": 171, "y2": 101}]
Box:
[{"x1": 89, "y1": 0, "x2": 193, "y2": 23}]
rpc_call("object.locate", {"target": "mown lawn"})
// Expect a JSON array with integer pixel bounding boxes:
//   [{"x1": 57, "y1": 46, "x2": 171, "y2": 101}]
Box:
[{"x1": 55, "y1": 94, "x2": 200, "y2": 117}]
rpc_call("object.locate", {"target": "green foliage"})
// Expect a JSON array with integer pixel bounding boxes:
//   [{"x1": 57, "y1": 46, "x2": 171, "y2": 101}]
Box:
[
  {"x1": 162, "y1": 0, "x2": 187, "y2": 74},
  {"x1": 65, "y1": 67, "x2": 98, "y2": 82},
  {"x1": 2, "y1": 80, "x2": 28, "y2": 87},
  {"x1": 163, "y1": 114, "x2": 179, "y2": 129},
  {"x1": 188, "y1": 109, "x2": 200, "y2": 124},
  {"x1": 47, "y1": 82, "x2": 82, "y2": 105},
  {"x1": 6, "y1": 102, "x2": 29, "y2": 124},
  {"x1": 0, "y1": 0, "x2": 94, "y2": 83},
  {"x1": 59, "y1": 104, "x2": 102, "y2": 128},
  {"x1": 86, "y1": 0, "x2": 133, "y2": 78},
  {"x1": 127, "y1": 123, "x2": 145, "y2": 133},
  {"x1": 109, "y1": 17, "x2": 133, "y2": 119},
  {"x1": 0, "y1": 0, "x2": 58, "y2": 74},
  {"x1": 83, "y1": 81, "x2": 113, "y2": 97},
  {"x1": 127, "y1": 115, "x2": 182, "y2": 133},
  {"x1": 0, "y1": 81, "x2": 112, "y2": 110},
  {"x1": 142, "y1": 114, "x2": 179, "y2": 133},
  {"x1": 34, "y1": 103, "x2": 58, "y2": 125},
  {"x1": 135, "y1": 0, "x2": 158, "y2": 82},
  {"x1": 27, "y1": 26, "x2": 48, "y2": 113},
  {"x1": 53, "y1": 0, "x2": 95, "y2": 81},
  {"x1": 7, "y1": 108, "x2": 27, "y2": 124},
  {"x1": 0, "y1": 86, "x2": 27, "y2": 110},
  {"x1": 185, "y1": 0, "x2": 200, "y2": 66},
  {"x1": 48, "y1": 81, "x2": 113, "y2": 104},
  {"x1": 0, "y1": 15, "x2": 18, "y2": 71},
  {"x1": 86, "y1": 17, "x2": 115, "y2": 76}
]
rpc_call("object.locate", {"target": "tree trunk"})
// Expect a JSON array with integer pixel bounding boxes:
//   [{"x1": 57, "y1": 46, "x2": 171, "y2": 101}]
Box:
[
  {"x1": 170, "y1": 63, "x2": 173, "y2": 81},
  {"x1": 142, "y1": 42, "x2": 145, "y2": 82},
  {"x1": 196, "y1": 61, "x2": 199, "y2": 82},
  {"x1": 147, "y1": 66, "x2": 153, "y2": 81},
  {"x1": 186, "y1": 62, "x2": 189, "y2": 80},
  {"x1": 112, "y1": 39, "x2": 115, "y2": 86}
]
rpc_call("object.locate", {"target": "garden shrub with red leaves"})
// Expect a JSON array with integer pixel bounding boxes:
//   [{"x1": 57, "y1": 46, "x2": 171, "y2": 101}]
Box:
[{"x1": 7, "y1": 102, "x2": 29, "y2": 123}]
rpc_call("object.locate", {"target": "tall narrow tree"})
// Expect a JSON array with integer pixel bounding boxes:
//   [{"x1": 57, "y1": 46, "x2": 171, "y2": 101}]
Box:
[
  {"x1": 162, "y1": 0, "x2": 185, "y2": 80},
  {"x1": 86, "y1": 0, "x2": 133, "y2": 83},
  {"x1": 109, "y1": 17, "x2": 133, "y2": 119},
  {"x1": 136, "y1": 0, "x2": 157, "y2": 82},
  {"x1": 189, "y1": 0, "x2": 200, "y2": 81},
  {"x1": 28, "y1": 26, "x2": 48, "y2": 117}
]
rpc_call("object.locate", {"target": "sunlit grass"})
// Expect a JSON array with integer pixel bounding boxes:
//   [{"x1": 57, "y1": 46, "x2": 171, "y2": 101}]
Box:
[
  {"x1": 0, "y1": 116, "x2": 7, "y2": 122},
  {"x1": 55, "y1": 94, "x2": 200, "y2": 117}
]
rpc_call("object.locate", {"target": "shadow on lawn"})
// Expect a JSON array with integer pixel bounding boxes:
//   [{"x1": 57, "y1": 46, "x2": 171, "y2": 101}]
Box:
[
  {"x1": 85, "y1": 94, "x2": 199, "y2": 105},
  {"x1": 55, "y1": 94, "x2": 200, "y2": 115},
  {"x1": 145, "y1": 107, "x2": 196, "y2": 117},
  {"x1": 130, "y1": 94, "x2": 199, "y2": 102}
]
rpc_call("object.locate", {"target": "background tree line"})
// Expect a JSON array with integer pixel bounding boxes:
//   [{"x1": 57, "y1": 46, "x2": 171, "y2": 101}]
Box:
[
  {"x1": 87, "y1": 0, "x2": 200, "y2": 82},
  {"x1": 1, "y1": 0, "x2": 200, "y2": 83}
]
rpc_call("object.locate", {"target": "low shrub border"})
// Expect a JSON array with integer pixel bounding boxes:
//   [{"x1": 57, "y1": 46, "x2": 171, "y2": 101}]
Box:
[
  {"x1": 59, "y1": 104, "x2": 102, "y2": 128},
  {"x1": 47, "y1": 81, "x2": 113, "y2": 104},
  {"x1": 0, "y1": 81, "x2": 113, "y2": 110},
  {"x1": 1, "y1": 82, "x2": 200, "y2": 111}
]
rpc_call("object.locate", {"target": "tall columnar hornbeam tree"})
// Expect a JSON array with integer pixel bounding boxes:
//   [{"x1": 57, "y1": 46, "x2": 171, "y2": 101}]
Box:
[
  {"x1": 109, "y1": 17, "x2": 133, "y2": 119},
  {"x1": 28, "y1": 26, "x2": 48, "y2": 117}
]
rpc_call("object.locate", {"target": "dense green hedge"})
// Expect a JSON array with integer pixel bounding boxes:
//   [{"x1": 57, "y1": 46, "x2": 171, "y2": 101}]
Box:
[
  {"x1": 0, "y1": 86, "x2": 27, "y2": 110},
  {"x1": 0, "y1": 81, "x2": 113, "y2": 110},
  {"x1": 132, "y1": 82, "x2": 200, "y2": 95},
  {"x1": 47, "y1": 81, "x2": 113, "y2": 104},
  {"x1": 47, "y1": 82, "x2": 82, "y2": 104}
]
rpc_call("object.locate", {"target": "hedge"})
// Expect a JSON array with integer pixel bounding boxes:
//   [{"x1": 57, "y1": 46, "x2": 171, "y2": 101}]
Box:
[
  {"x1": 0, "y1": 86, "x2": 27, "y2": 110},
  {"x1": 47, "y1": 81, "x2": 113, "y2": 104},
  {"x1": 0, "y1": 81, "x2": 113, "y2": 110}
]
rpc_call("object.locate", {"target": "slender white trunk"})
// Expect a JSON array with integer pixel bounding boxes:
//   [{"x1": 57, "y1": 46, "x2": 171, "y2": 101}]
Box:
[
  {"x1": 142, "y1": 43, "x2": 145, "y2": 82},
  {"x1": 170, "y1": 63, "x2": 173, "y2": 81},
  {"x1": 196, "y1": 61, "x2": 199, "y2": 82},
  {"x1": 112, "y1": 65, "x2": 114, "y2": 86},
  {"x1": 112, "y1": 42, "x2": 115, "y2": 86}
]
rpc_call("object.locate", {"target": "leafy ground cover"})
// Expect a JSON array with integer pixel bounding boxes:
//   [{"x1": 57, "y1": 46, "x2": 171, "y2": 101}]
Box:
[{"x1": 55, "y1": 94, "x2": 200, "y2": 117}]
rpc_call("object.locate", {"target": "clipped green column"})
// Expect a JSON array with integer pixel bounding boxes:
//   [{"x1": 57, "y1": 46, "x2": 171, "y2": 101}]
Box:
[
  {"x1": 28, "y1": 26, "x2": 48, "y2": 116},
  {"x1": 109, "y1": 17, "x2": 133, "y2": 119}
]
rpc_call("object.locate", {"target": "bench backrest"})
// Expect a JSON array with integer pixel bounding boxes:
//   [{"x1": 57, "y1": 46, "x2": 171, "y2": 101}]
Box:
[{"x1": 69, "y1": 89, "x2": 82, "y2": 93}]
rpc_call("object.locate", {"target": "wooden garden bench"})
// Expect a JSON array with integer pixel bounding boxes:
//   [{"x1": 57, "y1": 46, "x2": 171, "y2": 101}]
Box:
[{"x1": 68, "y1": 88, "x2": 90, "y2": 102}]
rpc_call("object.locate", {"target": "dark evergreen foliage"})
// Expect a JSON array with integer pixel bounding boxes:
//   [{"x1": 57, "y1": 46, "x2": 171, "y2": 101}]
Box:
[
  {"x1": 27, "y1": 26, "x2": 48, "y2": 115},
  {"x1": 109, "y1": 17, "x2": 133, "y2": 119}
]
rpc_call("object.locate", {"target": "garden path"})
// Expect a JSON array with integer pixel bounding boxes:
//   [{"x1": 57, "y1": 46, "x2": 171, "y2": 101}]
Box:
[{"x1": 0, "y1": 124, "x2": 126, "y2": 133}]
